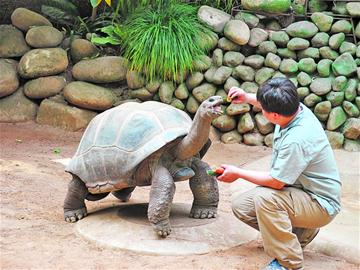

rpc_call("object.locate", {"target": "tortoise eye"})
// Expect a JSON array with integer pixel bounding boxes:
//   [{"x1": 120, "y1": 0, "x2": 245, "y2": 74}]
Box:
[{"x1": 208, "y1": 98, "x2": 214, "y2": 102}]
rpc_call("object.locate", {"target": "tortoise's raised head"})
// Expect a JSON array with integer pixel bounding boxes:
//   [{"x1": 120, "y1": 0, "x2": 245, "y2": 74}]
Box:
[{"x1": 199, "y1": 96, "x2": 223, "y2": 119}]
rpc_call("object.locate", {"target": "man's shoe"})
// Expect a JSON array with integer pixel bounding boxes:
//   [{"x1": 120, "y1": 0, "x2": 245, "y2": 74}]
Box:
[{"x1": 263, "y1": 259, "x2": 289, "y2": 270}]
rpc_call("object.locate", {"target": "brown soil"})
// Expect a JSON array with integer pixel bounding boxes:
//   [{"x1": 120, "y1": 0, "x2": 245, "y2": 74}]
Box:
[{"x1": 0, "y1": 122, "x2": 357, "y2": 270}]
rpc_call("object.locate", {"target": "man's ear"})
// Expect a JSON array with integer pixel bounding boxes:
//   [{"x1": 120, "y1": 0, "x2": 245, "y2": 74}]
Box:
[{"x1": 272, "y1": 112, "x2": 280, "y2": 119}]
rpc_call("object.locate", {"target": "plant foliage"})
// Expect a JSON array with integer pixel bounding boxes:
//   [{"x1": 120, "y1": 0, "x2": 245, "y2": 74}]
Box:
[
  {"x1": 41, "y1": 0, "x2": 79, "y2": 26},
  {"x1": 120, "y1": 2, "x2": 214, "y2": 81},
  {"x1": 90, "y1": 0, "x2": 112, "y2": 7},
  {"x1": 91, "y1": 25, "x2": 122, "y2": 45},
  {"x1": 113, "y1": 0, "x2": 173, "y2": 15},
  {"x1": 112, "y1": 0, "x2": 239, "y2": 14},
  {"x1": 79, "y1": 12, "x2": 116, "y2": 34},
  {"x1": 41, "y1": 0, "x2": 119, "y2": 37},
  {"x1": 188, "y1": 0, "x2": 239, "y2": 13}
]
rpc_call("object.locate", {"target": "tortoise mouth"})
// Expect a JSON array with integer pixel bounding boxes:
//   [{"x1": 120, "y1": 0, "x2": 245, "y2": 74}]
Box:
[
  {"x1": 210, "y1": 99, "x2": 223, "y2": 115},
  {"x1": 213, "y1": 105, "x2": 222, "y2": 113}
]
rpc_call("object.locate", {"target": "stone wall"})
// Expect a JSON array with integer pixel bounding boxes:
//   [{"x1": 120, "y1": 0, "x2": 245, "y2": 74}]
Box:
[
  {"x1": 0, "y1": 8, "x2": 129, "y2": 131},
  {"x1": 0, "y1": 0, "x2": 92, "y2": 24},
  {"x1": 189, "y1": 6, "x2": 360, "y2": 151},
  {"x1": 0, "y1": 6, "x2": 359, "y2": 151}
]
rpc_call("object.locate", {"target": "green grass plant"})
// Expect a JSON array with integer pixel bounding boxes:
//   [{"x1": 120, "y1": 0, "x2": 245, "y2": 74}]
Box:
[
  {"x1": 114, "y1": 0, "x2": 174, "y2": 15},
  {"x1": 120, "y1": 2, "x2": 214, "y2": 81},
  {"x1": 104, "y1": 0, "x2": 239, "y2": 17},
  {"x1": 188, "y1": 0, "x2": 239, "y2": 13}
]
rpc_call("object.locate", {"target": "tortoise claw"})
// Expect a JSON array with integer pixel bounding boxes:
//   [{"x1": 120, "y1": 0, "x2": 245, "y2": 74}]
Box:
[
  {"x1": 189, "y1": 205, "x2": 217, "y2": 219},
  {"x1": 64, "y1": 207, "x2": 87, "y2": 223},
  {"x1": 152, "y1": 220, "x2": 172, "y2": 238}
]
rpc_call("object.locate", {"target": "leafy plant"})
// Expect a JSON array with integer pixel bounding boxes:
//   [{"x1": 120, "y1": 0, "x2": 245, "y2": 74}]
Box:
[
  {"x1": 87, "y1": 0, "x2": 124, "y2": 45},
  {"x1": 41, "y1": 0, "x2": 109, "y2": 36},
  {"x1": 90, "y1": 0, "x2": 112, "y2": 7},
  {"x1": 120, "y1": 2, "x2": 214, "y2": 81},
  {"x1": 78, "y1": 11, "x2": 116, "y2": 34},
  {"x1": 89, "y1": 0, "x2": 112, "y2": 21},
  {"x1": 91, "y1": 24, "x2": 122, "y2": 45},
  {"x1": 41, "y1": 0, "x2": 80, "y2": 27}
]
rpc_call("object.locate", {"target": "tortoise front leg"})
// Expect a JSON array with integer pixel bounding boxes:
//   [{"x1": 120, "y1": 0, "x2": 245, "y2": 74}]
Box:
[
  {"x1": 63, "y1": 175, "x2": 88, "y2": 222},
  {"x1": 189, "y1": 158, "x2": 219, "y2": 219},
  {"x1": 148, "y1": 165, "x2": 175, "y2": 238}
]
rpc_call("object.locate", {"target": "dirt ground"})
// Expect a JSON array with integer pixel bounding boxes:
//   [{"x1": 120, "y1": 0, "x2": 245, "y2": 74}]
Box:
[{"x1": 0, "y1": 122, "x2": 358, "y2": 270}]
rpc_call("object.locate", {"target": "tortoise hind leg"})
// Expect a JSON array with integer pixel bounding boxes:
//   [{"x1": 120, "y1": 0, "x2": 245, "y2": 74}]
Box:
[
  {"x1": 189, "y1": 157, "x2": 219, "y2": 219},
  {"x1": 111, "y1": 187, "x2": 135, "y2": 202},
  {"x1": 63, "y1": 175, "x2": 88, "y2": 223}
]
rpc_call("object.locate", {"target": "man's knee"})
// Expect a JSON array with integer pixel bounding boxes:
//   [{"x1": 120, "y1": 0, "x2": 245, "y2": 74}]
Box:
[
  {"x1": 231, "y1": 195, "x2": 247, "y2": 221},
  {"x1": 231, "y1": 190, "x2": 258, "y2": 224},
  {"x1": 253, "y1": 187, "x2": 284, "y2": 208}
]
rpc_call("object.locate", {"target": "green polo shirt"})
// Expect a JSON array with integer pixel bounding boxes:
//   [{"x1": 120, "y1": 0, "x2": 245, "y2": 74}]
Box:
[{"x1": 270, "y1": 103, "x2": 341, "y2": 216}]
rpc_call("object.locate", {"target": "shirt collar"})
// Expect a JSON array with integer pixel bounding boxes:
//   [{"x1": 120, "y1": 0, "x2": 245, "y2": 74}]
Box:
[
  {"x1": 274, "y1": 104, "x2": 304, "y2": 140},
  {"x1": 281, "y1": 104, "x2": 303, "y2": 130}
]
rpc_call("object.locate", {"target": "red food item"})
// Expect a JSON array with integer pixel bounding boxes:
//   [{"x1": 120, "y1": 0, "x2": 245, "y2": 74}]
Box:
[
  {"x1": 206, "y1": 167, "x2": 225, "y2": 176},
  {"x1": 215, "y1": 167, "x2": 224, "y2": 174}
]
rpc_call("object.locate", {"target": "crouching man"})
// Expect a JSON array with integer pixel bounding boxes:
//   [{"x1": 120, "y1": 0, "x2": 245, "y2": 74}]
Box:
[{"x1": 218, "y1": 78, "x2": 341, "y2": 270}]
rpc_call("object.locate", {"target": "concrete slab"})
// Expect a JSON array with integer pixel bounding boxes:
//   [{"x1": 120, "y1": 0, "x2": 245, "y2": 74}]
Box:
[
  {"x1": 308, "y1": 206, "x2": 360, "y2": 264},
  {"x1": 76, "y1": 203, "x2": 259, "y2": 256},
  {"x1": 230, "y1": 149, "x2": 360, "y2": 265}
]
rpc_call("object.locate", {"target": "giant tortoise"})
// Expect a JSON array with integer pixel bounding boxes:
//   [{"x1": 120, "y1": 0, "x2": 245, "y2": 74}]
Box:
[{"x1": 64, "y1": 96, "x2": 223, "y2": 237}]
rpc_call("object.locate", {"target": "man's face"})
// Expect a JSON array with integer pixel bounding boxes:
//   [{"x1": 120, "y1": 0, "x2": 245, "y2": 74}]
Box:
[{"x1": 262, "y1": 109, "x2": 278, "y2": 125}]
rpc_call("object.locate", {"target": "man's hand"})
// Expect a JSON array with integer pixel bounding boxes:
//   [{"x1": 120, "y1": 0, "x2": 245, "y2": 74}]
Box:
[
  {"x1": 216, "y1": 164, "x2": 240, "y2": 183},
  {"x1": 228, "y1": 87, "x2": 247, "y2": 104},
  {"x1": 228, "y1": 87, "x2": 262, "y2": 109}
]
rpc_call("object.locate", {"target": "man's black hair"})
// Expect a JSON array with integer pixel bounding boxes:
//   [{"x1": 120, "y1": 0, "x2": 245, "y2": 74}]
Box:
[{"x1": 256, "y1": 77, "x2": 299, "y2": 116}]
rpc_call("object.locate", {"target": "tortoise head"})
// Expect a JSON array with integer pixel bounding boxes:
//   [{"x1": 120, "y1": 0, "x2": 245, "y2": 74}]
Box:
[{"x1": 198, "y1": 96, "x2": 223, "y2": 119}]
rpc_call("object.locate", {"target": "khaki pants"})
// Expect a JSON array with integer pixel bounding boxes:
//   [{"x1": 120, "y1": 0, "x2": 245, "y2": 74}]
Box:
[{"x1": 232, "y1": 186, "x2": 334, "y2": 269}]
